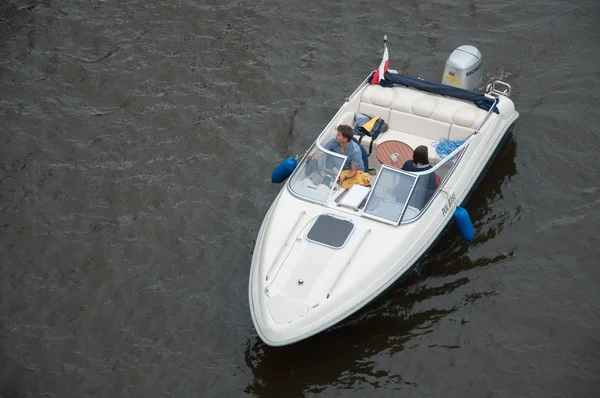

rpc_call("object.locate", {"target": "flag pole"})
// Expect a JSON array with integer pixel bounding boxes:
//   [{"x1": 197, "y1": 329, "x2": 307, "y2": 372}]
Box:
[{"x1": 371, "y1": 35, "x2": 389, "y2": 85}]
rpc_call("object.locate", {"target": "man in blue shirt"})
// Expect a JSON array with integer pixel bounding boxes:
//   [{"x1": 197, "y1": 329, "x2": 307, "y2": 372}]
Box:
[{"x1": 324, "y1": 125, "x2": 365, "y2": 187}]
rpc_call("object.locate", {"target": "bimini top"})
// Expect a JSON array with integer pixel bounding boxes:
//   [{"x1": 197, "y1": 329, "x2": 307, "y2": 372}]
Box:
[{"x1": 381, "y1": 72, "x2": 499, "y2": 114}]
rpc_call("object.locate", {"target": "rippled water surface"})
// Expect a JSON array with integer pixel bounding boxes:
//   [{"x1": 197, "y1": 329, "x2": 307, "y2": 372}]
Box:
[{"x1": 2, "y1": 0, "x2": 600, "y2": 396}]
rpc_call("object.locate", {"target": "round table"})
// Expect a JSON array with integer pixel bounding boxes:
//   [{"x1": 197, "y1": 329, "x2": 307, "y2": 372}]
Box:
[{"x1": 376, "y1": 140, "x2": 413, "y2": 168}]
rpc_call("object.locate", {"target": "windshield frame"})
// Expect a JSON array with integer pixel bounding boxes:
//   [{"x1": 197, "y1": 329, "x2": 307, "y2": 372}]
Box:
[
  {"x1": 398, "y1": 136, "x2": 473, "y2": 224},
  {"x1": 287, "y1": 142, "x2": 347, "y2": 205},
  {"x1": 361, "y1": 136, "x2": 474, "y2": 226},
  {"x1": 361, "y1": 166, "x2": 419, "y2": 226}
]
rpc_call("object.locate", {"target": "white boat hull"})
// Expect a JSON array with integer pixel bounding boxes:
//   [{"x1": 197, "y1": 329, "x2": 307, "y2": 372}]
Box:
[{"x1": 250, "y1": 76, "x2": 519, "y2": 346}]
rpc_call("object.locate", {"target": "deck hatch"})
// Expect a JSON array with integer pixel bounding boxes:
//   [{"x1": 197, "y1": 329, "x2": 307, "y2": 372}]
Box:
[{"x1": 306, "y1": 215, "x2": 354, "y2": 249}]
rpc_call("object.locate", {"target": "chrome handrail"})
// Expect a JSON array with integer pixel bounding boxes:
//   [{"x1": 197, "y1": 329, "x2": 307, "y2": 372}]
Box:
[
  {"x1": 474, "y1": 96, "x2": 499, "y2": 135},
  {"x1": 265, "y1": 210, "x2": 306, "y2": 281},
  {"x1": 486, "y1": 80, "x2": 512, "y2": 98},
  {"x1": 327, "y1": 229, "x2": 371, "y2": 298}
]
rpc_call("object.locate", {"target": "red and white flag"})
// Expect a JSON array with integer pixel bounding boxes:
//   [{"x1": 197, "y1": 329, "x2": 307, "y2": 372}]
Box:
[{"x1": 370, "y1": 39, "x2": 389, "y2": 85}]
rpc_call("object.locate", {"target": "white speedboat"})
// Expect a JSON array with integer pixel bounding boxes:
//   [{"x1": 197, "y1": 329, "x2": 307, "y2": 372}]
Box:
[{"x1": 249, "y1": 43, "x2": 519, "y2": 346}]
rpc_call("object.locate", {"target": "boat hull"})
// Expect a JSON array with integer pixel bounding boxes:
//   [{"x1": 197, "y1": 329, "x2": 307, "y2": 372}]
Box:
[{"x1": 249, "y1": 79, "x2": 519, "y2": 346}]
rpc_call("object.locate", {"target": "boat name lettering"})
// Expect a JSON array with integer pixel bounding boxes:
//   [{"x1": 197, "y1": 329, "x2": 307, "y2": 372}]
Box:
[
  {"x1": 466, "y1": 63, "x2": 482, "y2": 76},
  {"x1": 441, "y1": 192, "x2": 456, "y2": 216}
]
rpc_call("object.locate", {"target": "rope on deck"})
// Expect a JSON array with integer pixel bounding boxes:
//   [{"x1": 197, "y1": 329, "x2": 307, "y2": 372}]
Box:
[{"x1": 432, "y1": 138, "x2": 466, "y2": 159}]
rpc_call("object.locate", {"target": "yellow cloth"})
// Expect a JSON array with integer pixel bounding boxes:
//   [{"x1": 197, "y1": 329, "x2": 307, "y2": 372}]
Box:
[
  {"x1": 361, "y1": 116, "x2": 380, "y2": 134},
  {"x1": 340, "y1": 169, "x2": 371, "y2": 189}
]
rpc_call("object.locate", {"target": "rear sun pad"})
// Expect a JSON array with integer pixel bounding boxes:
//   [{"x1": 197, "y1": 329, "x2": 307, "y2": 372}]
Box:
[{"x1": 306, "y1": 215, "x2": 354, "y2": 249}]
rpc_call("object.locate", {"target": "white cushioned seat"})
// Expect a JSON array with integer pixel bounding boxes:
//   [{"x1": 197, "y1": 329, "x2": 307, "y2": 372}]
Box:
[
  {"x1": 361, "y1": 85, "x2": 395, "y2": 106},
  {"x1": 453, "y1": 107, "x2": 477, "y2": 127},
  {"x1": 411, "y1": 97, "x2": 436, "y2": 118},
  {"x1": 448, "y1": 124, "x2": 475, "y2": 141},
  {"x1": 390, "y1": 87, "x2": 425, "y2": 113},
  {"x1": 390, "y1": 86, "x2": 488, "y2": 129},
  {"x1": 332, "y1": 83, "x2": 492, "y2": 168},
  {"x1": 359, "y1": 85, "x2": 394, "y2": 121},
  {"x1": 430, "y1": 100, "x2": 466, "y2": 124},
  {"x1": 388, "y1": 110, "x2": 450, "y2": 141},
  {"x1": 359, "y1": 102, "x2": 389, "y2": 121},
  {"x1": 336, "y1": 111, "x2": 355, "y2": 127},
  {"x1": 454, "y1": 106, "x2": 487, "y2": 129}
]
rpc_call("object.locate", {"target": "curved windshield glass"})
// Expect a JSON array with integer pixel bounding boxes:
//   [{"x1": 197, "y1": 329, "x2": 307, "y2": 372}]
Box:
[
  {"x1": 363, "y1": 167, "x2": 418, "y2": 225},
  {"x1": 402, "y1": 142, "x2": 469, "y2": 221},
  {"x1": 288, "y1": 145, "x2": 346, "y2": 204},
  {"x1": 364, "y1": 140, "x2": 470, "y2": 225}
]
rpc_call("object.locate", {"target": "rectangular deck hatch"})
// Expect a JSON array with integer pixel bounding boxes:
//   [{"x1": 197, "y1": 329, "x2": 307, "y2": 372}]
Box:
[{"x1": 306, "y1": 215, "x2": 354, "y2": 249}]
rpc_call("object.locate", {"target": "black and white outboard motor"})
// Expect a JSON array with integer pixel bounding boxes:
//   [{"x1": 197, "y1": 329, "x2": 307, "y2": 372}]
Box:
[{"x1": 441, "y1": 45, "x2": 483, "y2": 91}]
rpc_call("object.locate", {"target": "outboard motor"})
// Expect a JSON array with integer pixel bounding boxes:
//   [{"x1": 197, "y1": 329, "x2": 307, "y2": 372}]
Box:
[{"x1": 441, "y1": 45, "x2": 483, "y2": 91}]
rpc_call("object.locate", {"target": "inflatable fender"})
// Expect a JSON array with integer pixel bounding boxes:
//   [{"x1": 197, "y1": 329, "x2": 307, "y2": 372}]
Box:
[
  {"x1": 454, "y1": 206, "x2": 475, "y2": 243},
  {"x1": 271, "y1": 157, "x2": 297, "y2": 183}
]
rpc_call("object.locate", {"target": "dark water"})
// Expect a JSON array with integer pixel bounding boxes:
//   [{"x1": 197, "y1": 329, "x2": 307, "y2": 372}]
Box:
[{"x1": 2, "y1": 0, "x2": 600, "y2": 396}]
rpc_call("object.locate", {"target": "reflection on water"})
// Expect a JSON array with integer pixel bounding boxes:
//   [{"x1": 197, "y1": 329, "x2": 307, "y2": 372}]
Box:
[{"x1": 466, "y1": 130, "x2": 519, "y2": 242}]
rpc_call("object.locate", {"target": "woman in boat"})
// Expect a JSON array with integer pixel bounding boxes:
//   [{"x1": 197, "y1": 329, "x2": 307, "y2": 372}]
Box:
[
  {"x1": 401, "y1": 145, "x2": 432, "y2": 172},
  {"x1": 396, "y1": 145, "x2": 437, "y2": 206}
]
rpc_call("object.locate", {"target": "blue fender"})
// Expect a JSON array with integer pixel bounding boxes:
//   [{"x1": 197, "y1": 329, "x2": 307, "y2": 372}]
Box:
[
  {"x1": 271, "y1": 157, "x2": 297, "y2": 183},
  {"x1": 454, "y1": 206, "x2": 475, "y2": 243}
]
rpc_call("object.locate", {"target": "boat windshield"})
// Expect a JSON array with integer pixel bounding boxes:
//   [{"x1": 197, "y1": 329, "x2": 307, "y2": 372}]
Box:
[
  {"x1": 362, "y1": 167, "x2": 418, "y2": 225},
  {"x1": 288, "y1": 145, "x2": 345, "y2": 204},
  {"x1": 364, "y1": 141, "x2": 470, "y2": 225}
]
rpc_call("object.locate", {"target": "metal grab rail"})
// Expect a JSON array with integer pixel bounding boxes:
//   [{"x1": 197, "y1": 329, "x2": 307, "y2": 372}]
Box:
[
  {"x1": 473, "y1": 96, "x2": 499, "y2": 135},
  {"x1": 486, "y1": 80, "x2": 512, "y2": 98},
  {"x1": 265, "y1": 210, "x2": 306, "y2": 281},
  {"x1": 326, "y1": 229, "x2": 371, "y2": 299}
]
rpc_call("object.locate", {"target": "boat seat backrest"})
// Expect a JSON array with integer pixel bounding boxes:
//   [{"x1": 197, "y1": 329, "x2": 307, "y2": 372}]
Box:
[
  {"x1": 358, "y1": 85, "x2": 393, "y2": 122},
  {"x1": 359, "y1": 85, "x2": 487, "y2": 140},
  {"x1": 390, "y1": 86, "x2": 487, "y2": 128},
  {"x1": 449, "y1": 124, "x2": 475, "y2": 141},
  {"x1": 336, "y1": 111, "x2": 355, "y2": 127},
  {"x1": 388, "y1": 110, "x2": 450, "y2": 141}
]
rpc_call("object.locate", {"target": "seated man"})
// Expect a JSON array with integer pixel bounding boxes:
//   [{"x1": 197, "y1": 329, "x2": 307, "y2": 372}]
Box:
[{"x1": 324, "y1": 125, "x2": 367, "y2": 189}]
